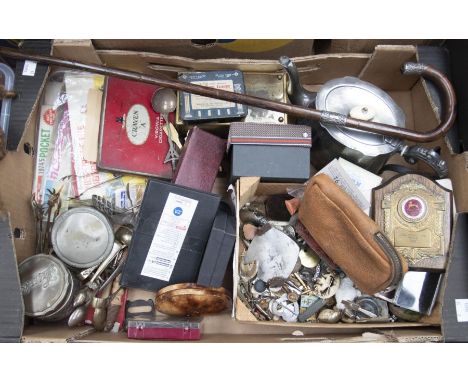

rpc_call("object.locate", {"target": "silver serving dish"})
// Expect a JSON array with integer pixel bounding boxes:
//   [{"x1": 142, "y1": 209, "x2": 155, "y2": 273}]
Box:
[
  {"x1": 312, "y1": 77, "x2": 405, "y2": 172},
  {"x1": 19, "y1": 254, "x2": 77, "y2": 321},
  {"x1": 51, "y1": 207, "x2": 115, "y2": 269}
]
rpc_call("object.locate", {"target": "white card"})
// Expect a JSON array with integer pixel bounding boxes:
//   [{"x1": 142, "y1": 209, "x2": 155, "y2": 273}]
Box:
[
  {"x1": 455, "y1": 299, "x2": 468, "y2": 322},
  {"x1": 141, "y1": 192, "x2": 198, "y2": 282},
  {"x1": 22, "y1": 60, "x2": 37, "y2": 76},
  {"x1": 317, "y1": 159, "x2": 370, "y2": 212}
]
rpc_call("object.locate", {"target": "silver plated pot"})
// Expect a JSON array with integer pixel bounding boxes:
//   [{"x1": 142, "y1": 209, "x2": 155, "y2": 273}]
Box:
[
  {"x1": 281, "y1": 58, "x2": 448, "y2": 178},
  {"x1": 51, "y1": 207, "x2": 115, "y2": 269},
  {"x1": 19, "y1": 254, "x2": 78, "y2": 321},
  {"x1": 312, "y1": 77, "x2": 404, "y2": 173}
]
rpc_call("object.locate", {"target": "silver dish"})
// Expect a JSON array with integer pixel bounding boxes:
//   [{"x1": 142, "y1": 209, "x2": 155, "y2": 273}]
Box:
[
  {"x1": 51, "y1": 207, "x2": 114, "y2": 269},
  {"x1": 312, "y1": 77, "x2": 405, "y2": 172}
]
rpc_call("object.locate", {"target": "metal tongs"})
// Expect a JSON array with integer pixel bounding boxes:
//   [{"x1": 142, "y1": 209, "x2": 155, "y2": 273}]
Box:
[{"x1": 0, "y1": 47, "x2": 456, "y2": 143}]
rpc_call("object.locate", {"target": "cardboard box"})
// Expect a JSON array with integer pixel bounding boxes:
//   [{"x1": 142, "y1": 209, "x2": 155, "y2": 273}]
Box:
[
  {"x1": 233, "y1": 179, "x2": 466, "y2": 333},
  {"x1": 1, "y1": 40, "x2": 468, "y2": 342},
  {"x1": 91, "y1": 39, "x2": 314, "y2": 60},
  {"x1": 314, "y1": 39, "x2": 443, "y2": 54}
]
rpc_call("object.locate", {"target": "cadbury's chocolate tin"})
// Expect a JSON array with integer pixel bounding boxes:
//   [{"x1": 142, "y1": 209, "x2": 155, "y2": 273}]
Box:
[
  {"x1": 51, "y1": 207, "x2": 115, "y2": 269},
  {"x1": 19, "y1": 254, "x2": 78, "y2": 321}
]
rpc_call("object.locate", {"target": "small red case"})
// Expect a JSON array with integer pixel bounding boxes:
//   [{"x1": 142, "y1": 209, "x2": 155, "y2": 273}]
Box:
[
  {"x1": 127, "y1": 317, "x2": 202, "y2": 341},
  {"x1": 172, "y1": 127, "x2": 226, "y2": 192}
]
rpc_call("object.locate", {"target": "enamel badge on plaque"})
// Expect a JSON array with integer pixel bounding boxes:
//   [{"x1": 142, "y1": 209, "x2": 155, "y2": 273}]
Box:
[{"x1": 372, "y1": 174, "x2": 452, "y2": 271}]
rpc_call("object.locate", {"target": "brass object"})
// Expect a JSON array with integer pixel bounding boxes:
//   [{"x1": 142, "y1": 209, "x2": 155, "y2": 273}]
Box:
[
  {"x1": 293, "y1": 272, "x2": 309, "y2": 291},
  {"x1": 258, "y1": 298, "x2": 270, "y2": 311},
  {"x1": 389, "y1": 304, "x2": 422, "y2": 322},
  {"x1": 91, "y1": 296, "x2": 108, "y2": 331},
  {"x1": 0, "y1": 85, "x2": 16, "y2": 99},
  {"x1": 317, "y1": 308, "x2": 341, "y2": 323},
  {"x1": 299, "y1": 246, "x2": 320, "y2": 269},
  {"x1": 237, "y1": 281, "x2": 269, "y2": 321},
  {"x1": 243, "y1": 72, "x2": 288, "y2": 124},
  {"x1": 373, "y1": 174, "x2": 452, "y2": 270},
  {"x1": 175, "y1": 72, "x2": 288, "y2": 130},
  {"x1": 155, "y1": 283, "x2": 231, "y2": 316},
  {"x1": 287, "y1": 292, "x2": 299, "y2": 303},
  {"x1": 239, "y1": 260, "x2": 258, "y2": 281}
]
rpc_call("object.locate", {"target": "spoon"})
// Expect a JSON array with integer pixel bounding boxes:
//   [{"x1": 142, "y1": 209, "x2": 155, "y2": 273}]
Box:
[
  {"x1": 115, "y1": 225, "x2": 133, "y2": 247},
  {"x1": 73, "y1": 287, "x2": 92, "y2": 308},
  {"x1": 151, "y1": 88, "x2": 179, "y2": 172},
  {"x1": 68, "y1": 305, "x2": 87, "y2": 327},
  {"x1": 92, "y1": 296, "x2": 109, "y2": 331},
  {"x1": 72, "y1": 242, "x2": 123, "y2": 307}
]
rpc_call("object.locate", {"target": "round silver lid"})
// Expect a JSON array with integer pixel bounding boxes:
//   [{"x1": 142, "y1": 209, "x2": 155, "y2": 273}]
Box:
[
  {"x1": 51, "y1": 207, "x2": 115, "y2": 268},
  {"x1": 19, "y1": 254, "x2": 71, "y2": 317},
  {"x1": 316, "y1": 77, "x2": 405, "y2": 156}
]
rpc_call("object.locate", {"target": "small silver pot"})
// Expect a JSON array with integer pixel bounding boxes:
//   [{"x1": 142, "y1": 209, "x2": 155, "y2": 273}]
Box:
[
  {"x1": 19, "y1": 254, "x2": 78, "y2": 322},
  {"x1": 51, "y1": 207, "x2": 115, "y2": 269}
]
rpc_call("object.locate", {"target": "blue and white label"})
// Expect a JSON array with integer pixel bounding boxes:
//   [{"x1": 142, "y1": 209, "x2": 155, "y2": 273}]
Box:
[{"x1": 141, "y1": 192, "x2": 199, "y2": 281}]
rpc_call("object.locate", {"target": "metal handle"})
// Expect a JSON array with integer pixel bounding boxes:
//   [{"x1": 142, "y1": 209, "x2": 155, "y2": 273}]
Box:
[
  {"x1": 0, "y1": 47, "x2": 456, "y2": 143},
  {"x1": 400, "y1": 145, "x2": 448, "y2": 178},
  {"x1": 88, "y1": 242, "x2": 122, "y2": 287}
]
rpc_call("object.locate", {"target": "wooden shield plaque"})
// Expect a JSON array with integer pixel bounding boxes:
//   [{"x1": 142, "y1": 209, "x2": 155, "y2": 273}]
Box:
[{"x1": 372, "y1": 174, "x2": 452, "y2": 271}]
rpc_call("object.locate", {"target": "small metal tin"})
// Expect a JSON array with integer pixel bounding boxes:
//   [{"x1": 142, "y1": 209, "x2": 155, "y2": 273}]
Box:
[
  {"x1": 353, "y1": 296, "x2": 389, "y2": 321},
  {"x1": 19, "y1": 254, "x2": 78, "y2": 321},
  {"x1": 178, "y1": 70, "x2": 247, "y2": 122},
  {"x1": 51, "y1": 207, "x2": 115, "y2": 268}
]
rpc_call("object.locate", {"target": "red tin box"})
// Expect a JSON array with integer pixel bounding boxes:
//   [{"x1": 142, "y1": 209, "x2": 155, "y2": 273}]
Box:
[{"x1": 98, "y1": 77, "x2": 173, "y2": 179}]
